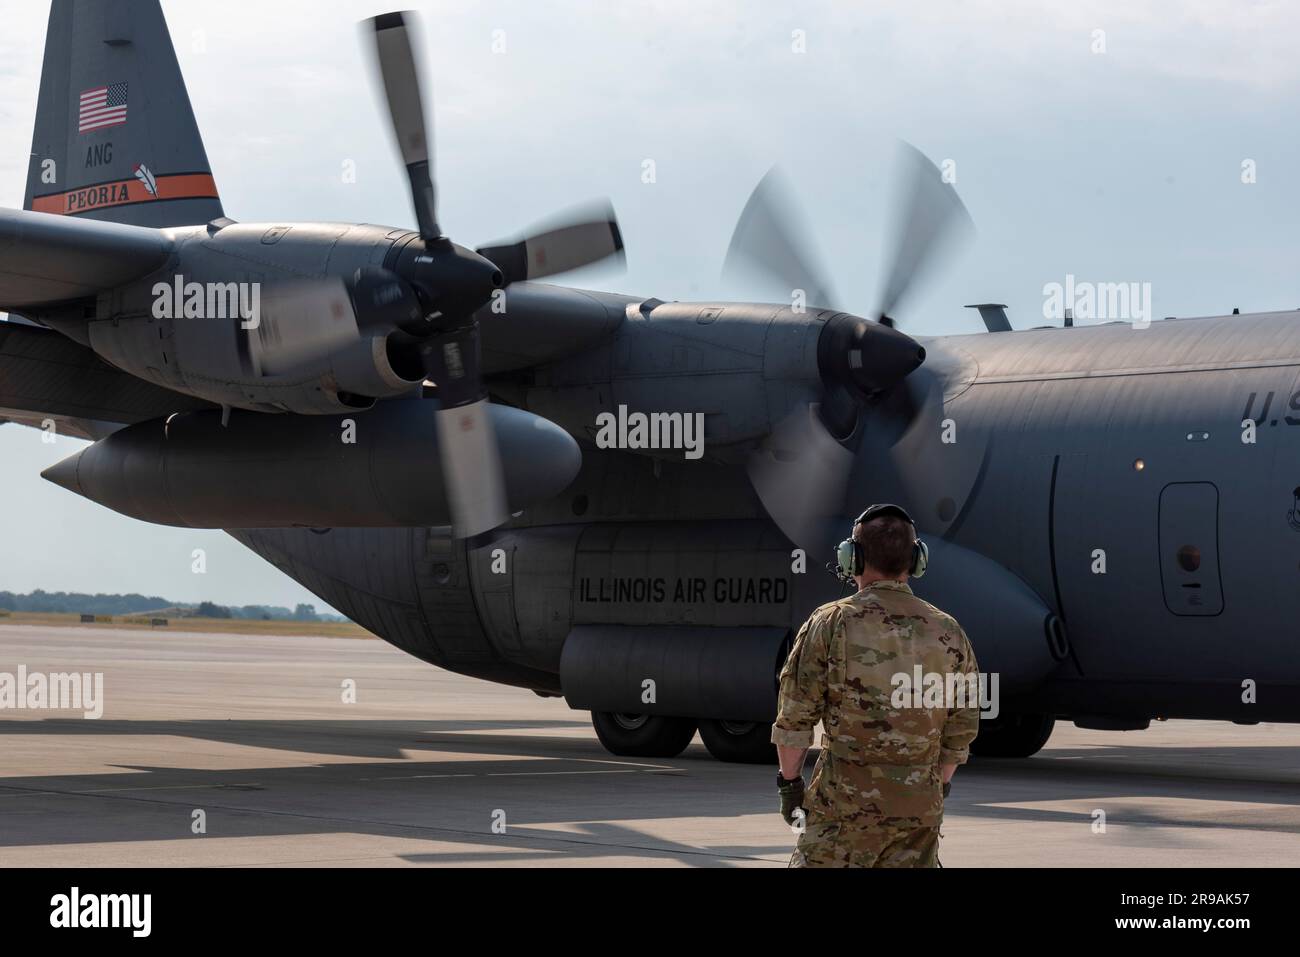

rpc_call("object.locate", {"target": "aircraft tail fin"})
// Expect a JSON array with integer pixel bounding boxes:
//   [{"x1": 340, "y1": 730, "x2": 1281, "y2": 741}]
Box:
[{"x1": 23, "y1": 0, "x2": 224, "y2": 227}]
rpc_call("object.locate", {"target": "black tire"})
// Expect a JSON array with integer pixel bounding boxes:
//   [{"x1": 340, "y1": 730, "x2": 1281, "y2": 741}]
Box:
[
  {"x1": 698, "y1": 719, "x2": 776, "y2": 764},
  {"x1": 970, "y1": 713, "x2": 1056, "y2": 758},
  {"x1": 590, "y1": 711, "x2": 697, "y2": 758}
]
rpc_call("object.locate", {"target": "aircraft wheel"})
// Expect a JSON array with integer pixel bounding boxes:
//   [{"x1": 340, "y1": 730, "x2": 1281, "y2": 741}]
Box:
[
  {"x1": 970, "y1": 713, "x2": 1056, "y2": 758},
  {"x1": 698, "y1": 719, "x2": 776, "y2": 764},
  {"x1": 590, "y1": 711, "x2": 697, "y2": 758}
]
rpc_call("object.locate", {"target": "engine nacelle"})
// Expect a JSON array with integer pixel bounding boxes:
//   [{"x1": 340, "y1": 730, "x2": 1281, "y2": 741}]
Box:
[
  {"x1": 326, "y1": 335, "x2": 426, "y2": 406},
  {"x1": 516, "y1": 301, "x2": 924, "y2": 463},
  {"x1": 86, "y1": 311, "x2": 424, "y2": 414}
]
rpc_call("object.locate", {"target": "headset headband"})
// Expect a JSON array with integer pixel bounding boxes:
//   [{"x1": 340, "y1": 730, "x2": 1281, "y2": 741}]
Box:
[
  {"x1": 831, "y1": 502, "x2": 928, "y2": 584},
  {"x1": 854, "y1": 503, "x2": 916, "y2": 528}
]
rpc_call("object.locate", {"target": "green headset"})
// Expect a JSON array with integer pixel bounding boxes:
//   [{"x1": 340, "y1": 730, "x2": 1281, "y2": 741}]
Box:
[{"x1": 833, "y1": 503, "x2": 928, "y2": 584}]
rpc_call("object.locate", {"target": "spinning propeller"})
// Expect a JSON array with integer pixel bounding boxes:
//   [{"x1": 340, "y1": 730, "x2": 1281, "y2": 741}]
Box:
[
  {"x1": 258, "y1": 11, "x2": 624, "y2": 539},
  {"x1": 724, "y1": 143, "x2": 974, "y2": 550}
]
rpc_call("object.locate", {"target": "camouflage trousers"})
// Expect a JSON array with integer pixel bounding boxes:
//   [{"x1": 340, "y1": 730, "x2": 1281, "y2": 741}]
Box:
[{"x1": 789, "y1": 818, "x2": 940, "y2": 868}]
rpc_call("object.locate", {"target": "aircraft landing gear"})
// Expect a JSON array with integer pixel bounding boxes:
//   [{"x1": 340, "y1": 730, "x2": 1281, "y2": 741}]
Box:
[
  {"x1": 590, "y1": 711, "x2": 697, "y2": 758},
  {"x1": 969, "y1": 713, "x2": 1056, "y2": 758},
  {"x1": 697, "y1": 719, "x2": 776, "y2": 764},
  {"x1": 587, "y1": 712, "x2": 776, "y2": 763}
]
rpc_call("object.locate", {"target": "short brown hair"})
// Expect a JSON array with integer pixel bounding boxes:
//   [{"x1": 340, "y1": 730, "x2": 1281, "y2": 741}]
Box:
[{"x1": 853, "y1": 515, "x2": 915, "y2": 577}]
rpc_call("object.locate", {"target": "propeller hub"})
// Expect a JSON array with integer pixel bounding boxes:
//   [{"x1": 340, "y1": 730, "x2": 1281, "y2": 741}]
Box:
[
  {"x1": 390, "y1": 238, "x2": 502, "y2": 333},
  {"x1": 817, "y1": 313, "x2": 926, "y2": 399}
]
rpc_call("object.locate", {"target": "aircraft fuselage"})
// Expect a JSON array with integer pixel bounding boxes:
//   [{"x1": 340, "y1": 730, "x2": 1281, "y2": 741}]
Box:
[{"x1": 235, "y1": 309, "x2": 1300, "y2": 728}]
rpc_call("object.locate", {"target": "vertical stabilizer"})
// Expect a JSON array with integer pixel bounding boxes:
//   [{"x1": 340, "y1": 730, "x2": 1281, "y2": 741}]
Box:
[{"x1": 23, "y1": 0, "x2": 224, "y2": 227}]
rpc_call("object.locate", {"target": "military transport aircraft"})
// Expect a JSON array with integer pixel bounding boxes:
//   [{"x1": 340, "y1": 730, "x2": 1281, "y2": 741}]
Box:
[{"x1": 3, "y1": 0, "x2": 1297, "y2": 764}]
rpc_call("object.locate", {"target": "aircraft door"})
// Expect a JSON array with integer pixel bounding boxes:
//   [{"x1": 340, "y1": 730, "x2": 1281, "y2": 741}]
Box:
[{"x1": 1158, "y1": 482, "x2": 1224, "y2": 616}]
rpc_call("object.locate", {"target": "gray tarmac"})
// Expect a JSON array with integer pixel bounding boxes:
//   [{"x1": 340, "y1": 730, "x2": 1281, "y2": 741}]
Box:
[{"x1": 1, "y1": 623, "x2": 1297, "y2": 867}]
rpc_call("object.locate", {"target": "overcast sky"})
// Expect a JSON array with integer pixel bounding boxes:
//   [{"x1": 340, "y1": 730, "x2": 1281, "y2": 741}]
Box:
[{"x1": 1, "y1": 0, "x2": 1298, "y2": 608}]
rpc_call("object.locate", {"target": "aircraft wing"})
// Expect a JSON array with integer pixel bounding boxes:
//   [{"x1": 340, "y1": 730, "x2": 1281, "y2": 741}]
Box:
[
  {"x1": 0, "y1": 320, "x2": 210, "y2": 429},
  {"x1": 0, "y1": 207, "x2": 171, "y2": 309}
]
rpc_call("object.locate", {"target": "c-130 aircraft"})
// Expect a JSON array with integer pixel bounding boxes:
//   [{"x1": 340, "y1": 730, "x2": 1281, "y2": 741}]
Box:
[{"x1": 3, "y1": 0, "x2": 1297, "y2": 764}]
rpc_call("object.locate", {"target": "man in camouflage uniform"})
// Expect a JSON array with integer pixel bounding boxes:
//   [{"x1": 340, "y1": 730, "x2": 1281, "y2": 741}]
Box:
[{"x1": 771, "y1": 504, "x2": 980, "y2": 868}]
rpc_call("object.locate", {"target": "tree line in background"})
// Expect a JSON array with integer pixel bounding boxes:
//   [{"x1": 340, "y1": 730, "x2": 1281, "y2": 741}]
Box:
[{"x1": 0, "y1": 590, "x2": 345, "y2": 622}]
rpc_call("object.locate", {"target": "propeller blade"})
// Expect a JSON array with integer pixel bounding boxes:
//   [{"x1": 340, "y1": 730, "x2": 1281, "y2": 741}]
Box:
[
  {"x1": 874, "y1": 141, "x2": 974, "y2": 325},
  {"x1": 723, "y1": 166, "x2": 837, "y2": 311},
  {"x1": 870, "y1": 360, "x2": 989, "y2": 536},
  {"x1": 420, "y1": 325, "x2": 509, "y2": 538},
  {"x1": 434, "y1": 398, "x2": 510, "y2": 538},
  {"x1": 367, "y1": 11, "x2": 440, "y2": 239},
  {"x1": 350, "y1": 265, "x2": 426, "y2": 333},
  {"x1": 248, "y1": 278, "x2": 361, "y2": 376},
  {"x1": 477, "y1": 200, "x2": 625, "y2": 285},
  {"x1": 242, "y1": 266, "x2": 431, "y2": 376},
  {"x1": 747, "y1": 402, "x2": 855, "y2": 553}
]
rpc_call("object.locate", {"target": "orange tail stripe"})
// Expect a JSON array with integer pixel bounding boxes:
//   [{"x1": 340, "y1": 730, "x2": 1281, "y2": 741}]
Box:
[{"x1": 31, "y1": 173, "x2": 219, "y2": 215}]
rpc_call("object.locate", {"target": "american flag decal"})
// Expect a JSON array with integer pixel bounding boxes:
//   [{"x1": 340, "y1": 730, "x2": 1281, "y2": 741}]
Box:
[{"x1": 78, "y1": 83, "x2": 128, "y2": 133}]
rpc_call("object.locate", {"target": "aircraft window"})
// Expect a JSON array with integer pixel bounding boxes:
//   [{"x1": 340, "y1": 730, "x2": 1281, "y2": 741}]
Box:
[{"x1": 1176, "y1": 545, "x2": 1201, "y2": 572}]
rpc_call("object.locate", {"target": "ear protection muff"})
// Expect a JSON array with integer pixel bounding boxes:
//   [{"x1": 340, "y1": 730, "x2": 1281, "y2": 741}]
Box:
[
  {"x1": 834, "y1": 538, "x2": 860, "y2": 583},
  {"x1": 912, "y1": 538, "x2": 929, "y2": 579},
  {"x1": 832, "y1": 503, "x2": 928, "y2": 583}
]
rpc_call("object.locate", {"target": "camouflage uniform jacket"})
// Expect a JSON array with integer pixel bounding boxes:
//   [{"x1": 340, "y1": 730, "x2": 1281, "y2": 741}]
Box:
[{"x1": 771, "y1": 580, "x2": 980, "y2": 829}]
